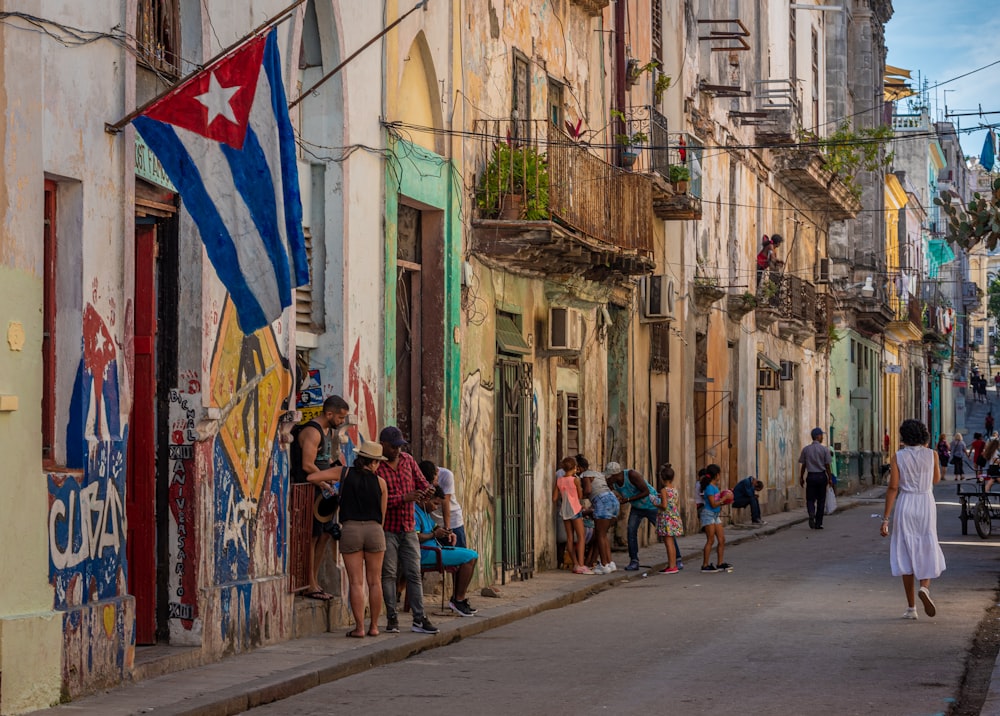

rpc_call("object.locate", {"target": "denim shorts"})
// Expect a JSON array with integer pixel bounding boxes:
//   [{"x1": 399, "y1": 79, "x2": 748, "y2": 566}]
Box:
[
  {"x1": 700, "y1": 510, "x2": 722, "y2": 528},
  {"x1": 590, "y1": 491, "x2": 620, "y2": 520}
]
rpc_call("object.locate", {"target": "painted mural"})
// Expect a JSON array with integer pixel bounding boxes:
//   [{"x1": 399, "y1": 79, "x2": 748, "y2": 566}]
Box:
[
  {"x1": 48, "y1": 301, "x2": 132, "y2": 692},
  {"x1": 167, "y1": 380, "x2": 199, "y2": 635},
  {"x1": 460, "y1": 370, "x2": 495, "y2": 579},
  {"x1": 199, "y1": 299, "x2": 291, "y2": 646}
]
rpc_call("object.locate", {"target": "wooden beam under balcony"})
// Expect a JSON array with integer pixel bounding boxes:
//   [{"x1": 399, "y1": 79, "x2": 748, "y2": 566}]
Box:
[
  {"x1": 569, "y1": 0, "x2": 609, "y2": 15},
  {"x1": 773, "y1": 149, "x2": 861, "y2": 220},
  {"x1": 470, "y1": 221, "x2": 655, "y2": 280},
  {"x1": 650, "y1": 173, "x2": 702, "y2": 220}
]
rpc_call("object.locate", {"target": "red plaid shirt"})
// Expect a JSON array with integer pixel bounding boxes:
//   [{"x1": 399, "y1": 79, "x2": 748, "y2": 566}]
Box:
[{"x1": 377, "y1": 451, "x2": 430, "y2": 533}]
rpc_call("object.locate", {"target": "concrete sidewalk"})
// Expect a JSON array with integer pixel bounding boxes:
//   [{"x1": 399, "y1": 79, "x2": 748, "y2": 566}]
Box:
[{"x1": 31, "y1": 490, "x2": 884, "y2": 716}]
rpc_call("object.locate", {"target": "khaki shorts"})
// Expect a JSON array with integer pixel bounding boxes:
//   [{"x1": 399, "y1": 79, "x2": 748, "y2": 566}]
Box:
[{"x1": 339, "y1": 521, "x2": 386, "y2": 554}]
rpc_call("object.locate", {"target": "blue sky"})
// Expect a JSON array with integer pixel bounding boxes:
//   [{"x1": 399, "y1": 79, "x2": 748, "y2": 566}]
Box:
[{"x1": 884, "y1": 1, "x2": 1000, "y2": 159}]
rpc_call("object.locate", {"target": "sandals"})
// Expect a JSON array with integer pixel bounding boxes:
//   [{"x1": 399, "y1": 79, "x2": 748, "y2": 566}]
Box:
[
  {"x1": 303, "y1": 590, "x2": 333, "y2": 602},
  {"x1": 346, "y1": 630, "x2": 365, "y2": 638}
]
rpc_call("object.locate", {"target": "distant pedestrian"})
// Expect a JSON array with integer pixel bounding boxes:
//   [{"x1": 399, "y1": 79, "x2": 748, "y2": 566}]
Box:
[
  {"x1": 655, "y1": 463, "x2": 683, "y2": 574},
  {"x1": 732, "y1": 475, "x2": 765, "y2": 525},
  {"x1": 936, "y1": 434, "x2": 950, "y2": 471},
  {"x1": 880, "y1": 419, "x2": 945, "y2": 620},
  {"x1": 698, "y1": 464, "x2": 730, "y2": 572},
  {"x1": 578, "y1": 454, "x2": 619, "y2": 574},
  {"x1": 553, "y1": 456, "x2": 591, "y2": 574},
  {"x1": 994, "y1": 372, "x2": 1000, "y2": 393},
  {"x1": 986, "y1": 411, "x2": 994, "y2": 435},
  {"x1": 605, "y1": 462, "x2": 662, "y2": 571},
  {"x1": 970, "y1": 432, "x2": 987, "y2": 478},
  {"x1": 950, "y1": 433, "x2": 967, "y2": 479},
  {"x1": 798, "y1": 427, "x2": 833, "y2": 529}
]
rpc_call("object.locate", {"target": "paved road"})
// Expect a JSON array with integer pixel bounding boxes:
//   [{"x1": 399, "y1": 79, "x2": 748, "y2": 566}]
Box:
[{"x1": 252, "y1": 484, "x2": 999, "y2": 716}]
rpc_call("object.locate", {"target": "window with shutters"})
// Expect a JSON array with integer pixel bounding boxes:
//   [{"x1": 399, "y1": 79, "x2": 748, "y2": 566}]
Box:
[
  {"x1": 547, "y1": 77, "x2": 564, "y2": 128},
  {"x1": 651, "y1": 0, "x2": 662, "y2": 64},
  {"x1": 811, "y1": 28, "x2": 819, "y2": 133},
  {"x1": 650, "y1": 322, "x2": 670, "y2": 373},
  {"x1": 295, "y1": 227, "x2": 317, "y2": 332},
  {"x1": 136, "y1": 0, "x2": 180, "y2": 77},
  {"x1": 512, "y1": 51, "x2": 531, "y2": 139}
]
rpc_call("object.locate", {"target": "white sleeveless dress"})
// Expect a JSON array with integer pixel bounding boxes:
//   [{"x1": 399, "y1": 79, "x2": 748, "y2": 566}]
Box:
[{"x1": 890, "y1": 446, "x2": 946, "y2": 579}]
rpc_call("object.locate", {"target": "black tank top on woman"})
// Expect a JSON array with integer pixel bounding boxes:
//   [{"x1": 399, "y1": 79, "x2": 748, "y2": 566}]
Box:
[{"x1": 338, "y1": 466, "x2": 383, "y2": 523}]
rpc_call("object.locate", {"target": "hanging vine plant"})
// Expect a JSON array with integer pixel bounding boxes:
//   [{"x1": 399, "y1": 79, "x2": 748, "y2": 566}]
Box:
[{"x1": 799, "y1": 123, "x2": 895, "y2": 199}]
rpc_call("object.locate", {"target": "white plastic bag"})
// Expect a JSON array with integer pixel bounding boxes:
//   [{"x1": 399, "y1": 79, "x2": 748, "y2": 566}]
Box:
[{"x1": 825, "y1": 485, "x2": 837, "y2": 515}]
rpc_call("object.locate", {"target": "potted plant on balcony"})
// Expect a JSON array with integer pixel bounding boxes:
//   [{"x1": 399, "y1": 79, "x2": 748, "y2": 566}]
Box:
[
  {"x1": 476, "y1": 142, "x2": 550, "y2": 220},
  {"x1": 692, "y1": 271, "x2": 726, "y2": 312},
  {"x1": 668, "y1": 164, "x2": 690, "y2": 193},
  {"x1": 727, "y1": 290, "x2": 758, "y2": 321},
  {"x1": 611, "y1": 110, "x2": 647, "y2": 169}
]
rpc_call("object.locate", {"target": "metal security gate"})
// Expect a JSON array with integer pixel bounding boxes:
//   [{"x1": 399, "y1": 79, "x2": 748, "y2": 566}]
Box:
[{"x1": 495, "y1": 358, "x2": 534, "y2": 584}]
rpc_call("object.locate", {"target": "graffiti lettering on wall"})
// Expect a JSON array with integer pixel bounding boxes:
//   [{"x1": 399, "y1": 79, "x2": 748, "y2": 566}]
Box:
[
  {"x1": 167, "y1": 384, "x2": 199, "y2": 628},
  {"x1": 460, "y1": 370, "x2": 495, "y2": 580},
  {"x1": 50, "y1": 303, "x2": 128, "y2": 609}
]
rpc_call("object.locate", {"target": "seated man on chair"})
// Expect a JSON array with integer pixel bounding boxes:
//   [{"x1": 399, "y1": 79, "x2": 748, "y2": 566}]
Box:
[
  {"x1": 415, "y1": 486, "x2": 479, "y2": 617},
  {"x1": 732, "y1": 476, "x2": 765, "y2": 525}
]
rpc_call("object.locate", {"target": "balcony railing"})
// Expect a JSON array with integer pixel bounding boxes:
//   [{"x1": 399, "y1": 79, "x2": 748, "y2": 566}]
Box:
[
  {"x1": 886, "y1": 294, "x2": 924, "y2": 343},
  {"x1": 891, "y1": 113, "x2": 932, "y2": 132},
  {"x1": 756, "y1": 272, "x2": 819, "y2": 341},
  {"x1": 471, "y1": 120, "x2": 654, "y2": 276}
]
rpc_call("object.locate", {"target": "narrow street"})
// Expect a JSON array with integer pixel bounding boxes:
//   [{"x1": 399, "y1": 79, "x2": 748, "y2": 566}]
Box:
[{"x1": 252, "y1": 489, "x2": 999, "y2": 716}]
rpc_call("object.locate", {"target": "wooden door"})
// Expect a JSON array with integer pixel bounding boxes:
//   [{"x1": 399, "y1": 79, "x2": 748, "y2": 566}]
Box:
[{"x1": 127, "y1": 224, "x2": 158, "y2": 644}]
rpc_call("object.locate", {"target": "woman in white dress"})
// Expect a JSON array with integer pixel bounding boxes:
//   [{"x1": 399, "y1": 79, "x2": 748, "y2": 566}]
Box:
[{"x1": 880, "y1": 419, "x2": 946, "y2": 619}]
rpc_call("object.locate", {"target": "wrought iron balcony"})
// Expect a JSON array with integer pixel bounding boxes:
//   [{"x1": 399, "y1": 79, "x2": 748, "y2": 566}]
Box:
[
  {"x1": 839, "y1": 278, "x2": 894, "y2": 333},
  {"x1": 772, "y1": 148, "x2": 861, "y2": 220},
  {"x1": 625, "y1": 108, "x2": 703, "y2": 220},
  {"x1": 755, "y1": 272, "x2": 819, "y2": 343},
  {"x1": 471, "y1": 120, "x2": 655, "y2": 279}
]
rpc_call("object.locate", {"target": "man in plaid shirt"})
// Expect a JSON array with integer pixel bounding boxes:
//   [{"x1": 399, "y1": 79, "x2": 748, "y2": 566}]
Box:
[{"x1": 378, "y1": 426, "x2": 438, "y2": 634}]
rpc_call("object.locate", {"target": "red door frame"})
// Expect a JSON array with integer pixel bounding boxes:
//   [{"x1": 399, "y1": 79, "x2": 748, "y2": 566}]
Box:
[{"x1": 127, "y1": 224, "x2": 158, "y2": 644}]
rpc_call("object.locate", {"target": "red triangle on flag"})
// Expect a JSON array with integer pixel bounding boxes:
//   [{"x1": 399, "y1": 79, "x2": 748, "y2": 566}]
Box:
[{"x1": 143, "y1": 35, "x2": 267, "y2": 150}]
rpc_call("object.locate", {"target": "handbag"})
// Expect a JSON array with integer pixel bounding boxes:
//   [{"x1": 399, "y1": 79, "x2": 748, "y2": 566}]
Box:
[{"x1": 825, "y1": 485, "x2": 837, "y2": 515}]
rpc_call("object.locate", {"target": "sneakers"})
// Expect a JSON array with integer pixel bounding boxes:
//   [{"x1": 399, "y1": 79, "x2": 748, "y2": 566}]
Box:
[
  {"x1": 411, "y1": 616, "x2": 439, "y2": 634},
  {"x1": 624, "y1": 560, "x2": 640, "y2": 571},
  {"x1": 752, "y1": 520, "x2": 767, "y2": 526},
  {"x1": 573, "y1": 565, "x2": 595, "y2": 574},
  {"x1": 448, "y1": 598, "x2": 476, "y2": 617},
  {"x1": 385, "y1": 617, "x2": 399, "y2": 633},
  {"x1": 606, "y1": 561, "x2": 618, "y2": 573},
  {"x1": 718, "y1": 562, "x2": 733, "y2": 572},
  {"x1": 902, "y1": 607, "x2": 918, "y2": 620},
  {"x1": 918, "y1": 587, "x2": 937, "y2": 617},
  {"x1": 676, "y1": 561, "x2": 684, "y2": 571},
  {"x1": 658, "y1": 566, "x2": 680, "y2": 574},
  {"x1": 592, "y1": 564, "x2": 609, "y2": 575},
  {"x1": 701, "y1": 563, "x2": 719, "y2": 573}
]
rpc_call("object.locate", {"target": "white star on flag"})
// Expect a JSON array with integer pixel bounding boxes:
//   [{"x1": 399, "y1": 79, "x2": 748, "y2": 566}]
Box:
[{"x1": 195, "y1": 72, "x2": 241, "y2": 127}]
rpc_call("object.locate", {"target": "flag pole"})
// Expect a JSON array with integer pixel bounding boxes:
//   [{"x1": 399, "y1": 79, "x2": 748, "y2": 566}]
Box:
[
  {"x1": 106, "y1": 0, "x2": 307, "y2": 134},
  {"x1": 288, "y1": 0, "x2": 429, "y2": 111}
]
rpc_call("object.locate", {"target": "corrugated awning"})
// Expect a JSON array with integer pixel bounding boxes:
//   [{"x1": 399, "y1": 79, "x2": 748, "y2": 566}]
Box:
[
  {"x1": 496, "y1": 314, "x2": 531, "y2": 355},
  {"x1": 757, "y1": 352, "x2": 780, "y2": 371}
]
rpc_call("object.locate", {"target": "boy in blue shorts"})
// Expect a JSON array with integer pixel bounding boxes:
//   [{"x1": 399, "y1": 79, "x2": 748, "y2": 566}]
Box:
[{"x1": 415, "y1": 486, "x2": 479, "y2": 617}]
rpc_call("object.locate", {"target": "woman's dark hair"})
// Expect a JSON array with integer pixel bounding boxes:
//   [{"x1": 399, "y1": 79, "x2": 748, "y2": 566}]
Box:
[
  {"x1": 699, "y1": 464, "x2": 721, "y2": 490},
  {"x1": 418, "y1": 459, "x2": 438, "y2": 482},
  {"x1": 355, "y1": 455, "x2": 375, "y2": 470},
  {"x1": 575, "y1": 454, "x2": 590, "y2": 470},
  {"x1": 657, "y1": 462, "x2": 675, "y2": 488},
  {"x1": 899, "y1": 419, "x2": 930, "y2": 447}
]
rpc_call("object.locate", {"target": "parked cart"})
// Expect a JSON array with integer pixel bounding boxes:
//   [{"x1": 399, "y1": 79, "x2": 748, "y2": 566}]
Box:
[{"x1": 957, "y1": 482, "x2": 1000, "y2": 539}]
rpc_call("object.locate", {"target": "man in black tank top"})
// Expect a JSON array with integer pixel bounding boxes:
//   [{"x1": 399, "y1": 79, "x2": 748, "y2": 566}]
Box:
[{"x1": 298, "y1": 395, "x2": 349, "y2": 600}]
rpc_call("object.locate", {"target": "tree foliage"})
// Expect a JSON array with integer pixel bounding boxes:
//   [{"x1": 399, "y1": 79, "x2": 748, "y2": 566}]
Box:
[
  {"x1": 988, "y1": 276, "x2": 1000, "y2": 327},
  {"x1": 802, "y1": 123, "x2": 896, "y2": 199},
  {"x1": 934, "y1": 177, "x2": 1000, "y2": 251}
]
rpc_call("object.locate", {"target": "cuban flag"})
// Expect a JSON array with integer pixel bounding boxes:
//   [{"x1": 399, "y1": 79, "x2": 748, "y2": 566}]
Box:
[{"x1": 133, "y1": 30, "x2": 308, "y2": 334}]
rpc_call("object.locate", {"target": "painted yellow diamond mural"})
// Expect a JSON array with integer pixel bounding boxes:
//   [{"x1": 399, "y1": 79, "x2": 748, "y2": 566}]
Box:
[{"x1": 209, "y1": 299, "x2": 291, "y2": 501}]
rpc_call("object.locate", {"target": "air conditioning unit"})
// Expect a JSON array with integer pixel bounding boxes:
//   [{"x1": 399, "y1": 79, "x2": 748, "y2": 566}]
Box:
[
  {"x1": 815, "y1": 257, "x2": 831, "y2": 284},
  {"x1": 757, "y1": 367, "x2": 778, "y2": 390},
  {"x1": 779, "y1": 360, "x2": 794, "y2": 381},
  {"x1": 641, "y1": 274, "x2": 676, "y2": 320},
  {"x1": 547, "y1": 307, "x2": 583, "y2": 351}
]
